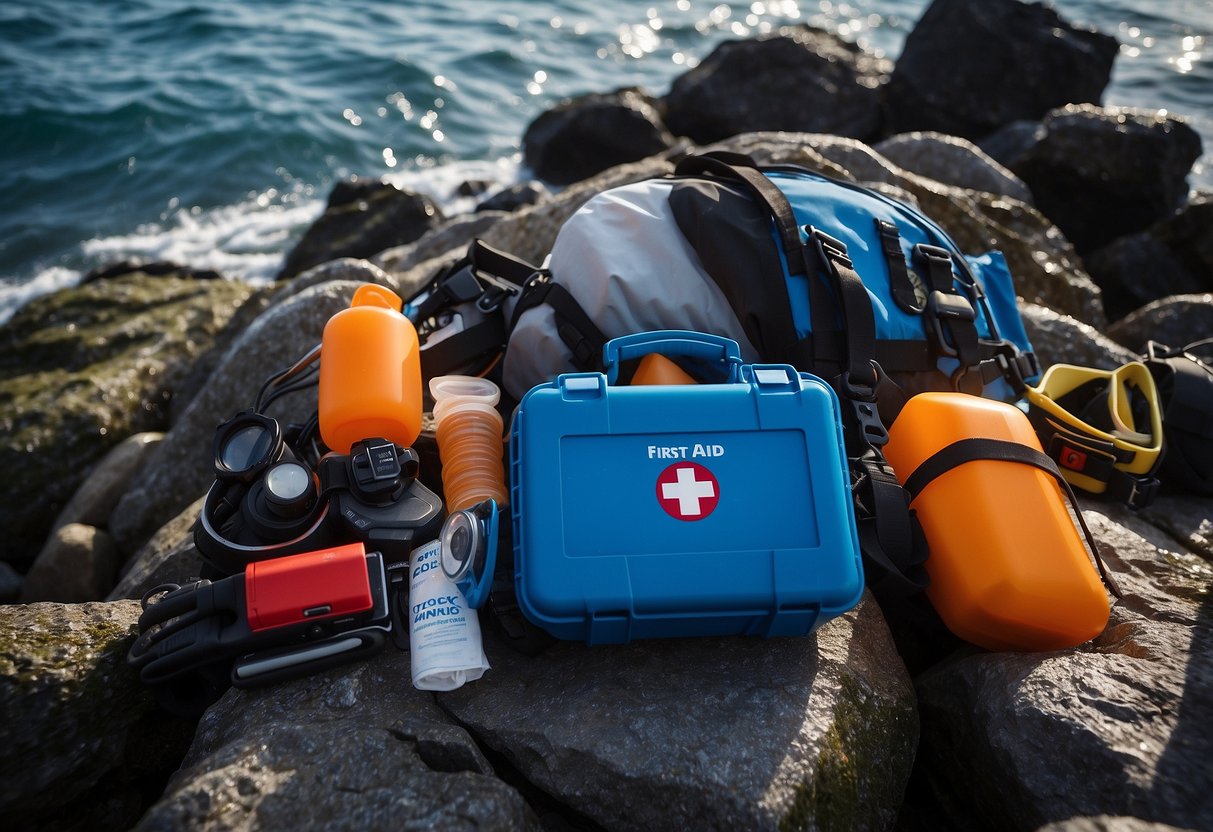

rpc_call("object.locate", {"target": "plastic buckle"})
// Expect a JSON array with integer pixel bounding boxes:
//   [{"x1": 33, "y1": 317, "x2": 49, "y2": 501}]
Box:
[
  {"x1": 925, "y1": 291, "x2": 977, "y2": 358},
  {"x1": 810, "y1": 227, "x2": 854, "y2": 271},
  {"x1": 1125, "y1": 476, "x2": 1160, "y2": 511},
  {"x1": 473, "y1": 270, "x2": 528, "y2": 314},
  {"x1": 849, "y1": 396, "x2": 889, "y2": 447}
]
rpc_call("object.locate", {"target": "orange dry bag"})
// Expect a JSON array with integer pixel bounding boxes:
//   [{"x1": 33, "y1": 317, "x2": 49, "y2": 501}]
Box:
[
  {"x1": 884, "y1": 392, "x2": 1113, "y2": 651},
  {"x1": 319, "y1": 284, "x2": 422, "y2": 454}
]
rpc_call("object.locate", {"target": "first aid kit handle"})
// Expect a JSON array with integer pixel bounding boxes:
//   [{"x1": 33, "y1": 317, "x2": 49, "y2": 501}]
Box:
[{"x1": 603, "y1": 331, "x2": 743, "y2": 385}]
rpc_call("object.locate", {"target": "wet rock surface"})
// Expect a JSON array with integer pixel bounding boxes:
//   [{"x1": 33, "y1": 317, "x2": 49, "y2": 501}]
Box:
[
  {"x1": 522, "y1": 88, "x2": 676, "y2": 186},
  {"x1": 662, "y1": 27, "x2": 890, "y2": 145},
  {"x1": 0, "y1": 601, "x2": 195, "y2": 832},
  {"x1": 0, "y1": 270, "x2": 254, "y2": 568},
  {"x1": 1007, "y1": 105, "x2": 1203, "y2": 255},
  {"x1": 136, "y1": 651, "x2": 537, "y2": 832},
  {"x1": 279, "y1": 178, "x2": 445, "y2": 280},
  {"x1": 911, "y1": 505, "x2": 1213, "y2": 831},
  {"x1": 884, "y1": 0, "x2": 1117, "y2": 140},
  {"x1": 4, "y1": 2, "x2": 1212, "y2": 829}
]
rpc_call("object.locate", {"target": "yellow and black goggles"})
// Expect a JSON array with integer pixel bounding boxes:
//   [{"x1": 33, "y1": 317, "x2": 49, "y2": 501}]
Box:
[{"x1": 1025, "y1": 361, "x2": 1164, "y2": 510}]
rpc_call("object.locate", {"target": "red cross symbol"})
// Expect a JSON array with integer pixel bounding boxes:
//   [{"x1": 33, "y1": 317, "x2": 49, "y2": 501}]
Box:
[{"x1": 656, "y1": 462, "x2": 720, "y2": 521}]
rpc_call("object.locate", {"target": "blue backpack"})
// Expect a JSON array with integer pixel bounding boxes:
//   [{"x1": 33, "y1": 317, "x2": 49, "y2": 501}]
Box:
[{"x1": 409, "y1": 151, "x2": 1040, "y2": 607}]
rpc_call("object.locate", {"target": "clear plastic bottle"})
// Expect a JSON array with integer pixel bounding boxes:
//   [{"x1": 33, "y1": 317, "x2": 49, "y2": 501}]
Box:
[
  {"x1": 429, "y1": 375, "x2": 508, "y2": 512},
  {"x1": 319, "y1": 284, "x2": 422, "y2": 454}
]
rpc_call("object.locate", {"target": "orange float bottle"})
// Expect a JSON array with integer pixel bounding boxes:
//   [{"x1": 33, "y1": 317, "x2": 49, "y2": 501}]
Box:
[
  {"x1": 429, "y1": 375, "x2": 508, "y2": 513},
  {"x1": 883, "y1": 392, "x2": 1109, "y2": 651},
  {"x1": 319, "y1": 284, "x2": 422, "y2": 454}
]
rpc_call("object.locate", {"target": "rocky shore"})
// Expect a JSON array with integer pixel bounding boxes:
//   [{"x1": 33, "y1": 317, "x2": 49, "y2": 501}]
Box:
[{"x1": 2, "y1": 1, "x2": 1210, "y2": 830}]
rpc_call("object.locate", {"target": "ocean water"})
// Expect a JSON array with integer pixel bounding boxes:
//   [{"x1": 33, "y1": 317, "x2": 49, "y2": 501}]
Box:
[{"x1": 1, "y1": 0, "x2": 1210, "y2": 322}]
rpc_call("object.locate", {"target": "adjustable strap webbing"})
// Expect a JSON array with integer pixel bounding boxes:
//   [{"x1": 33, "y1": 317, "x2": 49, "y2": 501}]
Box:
[
  {"x1": 507, "y1": 276, "x2": 608, "y2": 372},
  {"x1": 876, "y1": 219, "x2": 923, "y2": 314},
  {"x1": 905, "y1": 437, "x2": 1122, "y2": 597},
  {"x1": 1027, "y1": 408, "x2": 1161, "y2": 511}
]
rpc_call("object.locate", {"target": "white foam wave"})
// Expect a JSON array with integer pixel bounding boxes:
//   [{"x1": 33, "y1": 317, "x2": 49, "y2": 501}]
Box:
[
  {"x1": 0, "y1": 267, "x2": 83, "y2": 325},
  {"x1": 1, "y1": 155, "x2": 521, "y2": 326}
]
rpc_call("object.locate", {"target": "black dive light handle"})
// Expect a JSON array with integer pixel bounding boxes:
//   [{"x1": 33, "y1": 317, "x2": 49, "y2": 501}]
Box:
[
  {"x1": 128, "y1": 551, "x2": 394, "y2": 717},
  {"x1": 195, "y1": 438, "x2": 445, "y2": 575}
]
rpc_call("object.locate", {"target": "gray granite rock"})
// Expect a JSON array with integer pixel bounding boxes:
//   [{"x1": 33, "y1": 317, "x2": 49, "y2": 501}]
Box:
[
  {"x1": 663, "y1": 26, "x2": 890, "y2": 144},
  {"x1": 1105, "y1": 293, "x2": 1213, "y2": 353},
  {"x1": 1020, "y1": 303, "x2": 1137, "y2": 371},
  {"x1": 372, "y1": 213, "x2": 505, "y2": 278},
  {"x1": 108, "y1": 280, "x2": 361, "y2": 555},
  {"x1": 21, "y1": 523, "x2": 120, "y2": 603},
  {"x1": 874, "y1": 132, "x2": 1033, "y2": 204},
  {"x1": 913, "y1": 504, "x2": 1213, "y2": 830},
  {"x1": 885, "y1": 0, "x2": 1117, "y2": 140},
  {"x1": 476, "y1": 181, "x2": 550, "y2": 213},
  {"x1": 136, "y1": 650, "x2": 537, "y2": 831},
  {"x1": 109, "y1": 496, "x2": 207, "y2": 602},
  {"x1": 440, "y1": 594, "x2": 918, "y2": 831},
  {"x1": 49, "y1": 432, "x2": 164, "y2": 534},
  {"x1": 0, "y1": 601, "x2": 194, "y2": 831},
  {"x1": 0, "y1": 270, "x2": 254, "y2": 568}
]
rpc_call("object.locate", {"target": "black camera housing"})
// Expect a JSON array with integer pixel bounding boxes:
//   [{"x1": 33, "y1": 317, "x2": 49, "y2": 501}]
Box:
[{"x1": 195, "y1": 436, "x2": 444, "y2": 575}]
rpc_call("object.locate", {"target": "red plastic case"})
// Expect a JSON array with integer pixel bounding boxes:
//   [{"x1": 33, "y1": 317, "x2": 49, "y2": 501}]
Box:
[{"x1": 244, "y1": 542, "x2": 374, "y2": 631}]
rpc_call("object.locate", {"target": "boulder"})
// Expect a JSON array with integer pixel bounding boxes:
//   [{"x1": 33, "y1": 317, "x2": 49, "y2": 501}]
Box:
[
  {"x1": 911, "y1": 504, "x2": 1213, "y2": 830},
  {"x1": 0, "y1": 601, "x2": 194, "y2": 831},
  {"x1": 523, "y1": 88, "x2": 676, "y2": 186},
  {"x1": 278, "y1": 178, "x2": 444, "y2": 279},
  {"x1": 48, "y1": 432, "x2": 163, "y2": 534},
  {"x1": 372, "y1": 213, "x2": 506, "y2": 278},
  {"x1": 1019, "y1": 303, "x2": 1137, "y2": 371},
  {"x1": 0, "y1": 270, "x2": 254, "y2": 568},
  {"x1": 20, "y1": 523, "x2": 120, "y2": 603},
  {"x1": 135, "y1": 650, "x2": 538, "y2": 831},
  {"x1": 475, "y1": 180, "x2": 550, "y2": 213},
  {"x1": 440, "y1": 594, "x2": 918, "y2": 830},
  {"x1": 1105, "y1": 293, "x2": 1213, "y2": 353},
  {"x1": 884, "y1": 0, "x2": 1117, "y2": 140},
  {"x1": 1084, "y1": 198, "x2": 1213, "y2": 321},
  {"x1": 663, "y1": 27, "x2": 890, "y2": 144},
  {"x1": 109, "y1": 496, "x2": 207, "y2": 602},
  {"x1": 107, "y1": 280, "x2": 365, "y2": 555},
  {"x1": 0, "y1": 560, "x2": 22, "y2": 602},
  {"x1": 1139, "y1": 494, "x2": 1213, "y2": 562},
  {"x1": 873, "y1": 132, "x2": 1033, "y2": 204},
  {"x1": 1007, "y1": 105, "x2": 1203, "y2": 254}
]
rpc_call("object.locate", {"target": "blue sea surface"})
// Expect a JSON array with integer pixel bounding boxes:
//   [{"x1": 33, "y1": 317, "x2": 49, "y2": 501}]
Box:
[{"x1": 1, "y1": 0, "x2": 1210, "y2": 321}]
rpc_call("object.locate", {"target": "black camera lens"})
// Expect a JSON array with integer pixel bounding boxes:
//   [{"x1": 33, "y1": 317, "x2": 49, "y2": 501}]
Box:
[
  {"x1": 221, "y1": 425, "x2": 275, "y2": 473},
  {"x1": 213, "y1": 412, "x2": 284, "y2": 481}
]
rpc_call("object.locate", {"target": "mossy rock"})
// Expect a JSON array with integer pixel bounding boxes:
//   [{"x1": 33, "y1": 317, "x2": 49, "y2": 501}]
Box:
[
  {"x1": 0, "y1": 270, "x2": 254, "y2": 566},
  {"x1": 0, "y1": 601, "x2": 195, "y2": 831}
]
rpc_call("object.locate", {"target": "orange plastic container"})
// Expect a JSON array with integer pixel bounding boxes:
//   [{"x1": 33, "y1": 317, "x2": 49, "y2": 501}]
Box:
[
  {"x1": 884, "y1": 392, "x2": 1109, "y2": 651},
  {"x1": 631, "y1": 353, "x2": 697, "y2": 386},
  {"x1": 319, "y1": 284, "x2": 422, "y2": 454}
]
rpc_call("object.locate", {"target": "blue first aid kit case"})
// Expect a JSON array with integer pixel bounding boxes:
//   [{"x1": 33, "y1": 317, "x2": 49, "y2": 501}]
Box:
[{"x1": 509, "y1": 331, "x2": 864, "y2": 644}]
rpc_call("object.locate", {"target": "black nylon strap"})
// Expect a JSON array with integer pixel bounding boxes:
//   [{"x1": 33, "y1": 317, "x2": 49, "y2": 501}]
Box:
[
  {"x1": 904, "y1": 437, "x2": 1122, "y2": 597},
  {"x1": 673, "y1": 152, "x2": 807, "y2": 276},
  {"x1": 876, "y1": 219, "x2": 922, "y2": 314},
  {"x1": 509, "y1": 277, "x2": 608, "y2": 372}
]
